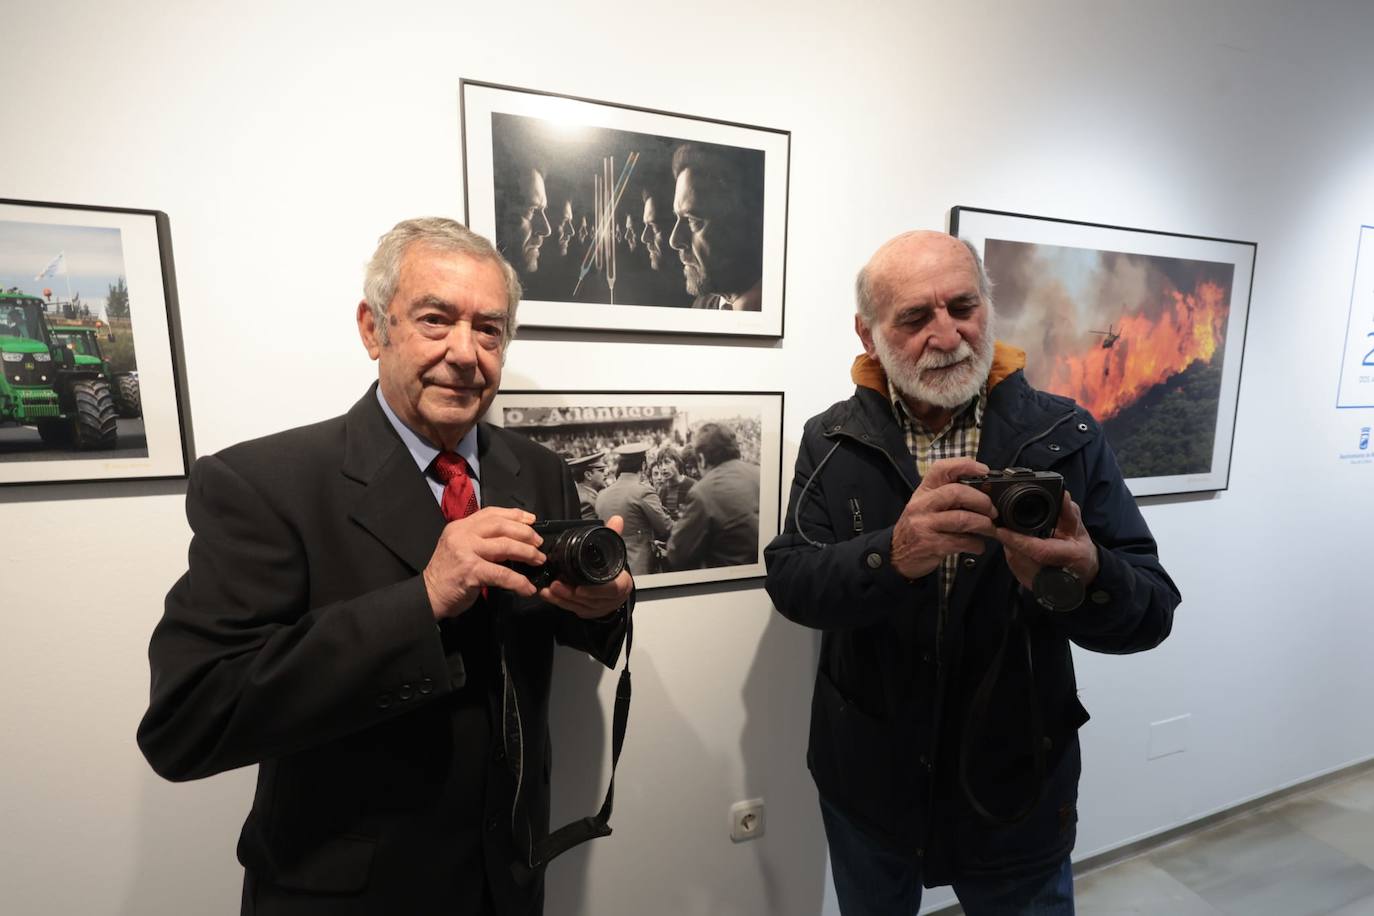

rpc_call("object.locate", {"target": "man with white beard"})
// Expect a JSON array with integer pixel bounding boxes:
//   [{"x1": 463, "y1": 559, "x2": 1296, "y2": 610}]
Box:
[{"x1": 764, "y1": 231, "x2": 1179, "y2": 916}]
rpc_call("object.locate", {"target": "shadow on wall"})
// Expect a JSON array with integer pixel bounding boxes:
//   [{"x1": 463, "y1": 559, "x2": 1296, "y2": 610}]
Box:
[
  {"x1": 545, "y1": 605, "x2": 829, "y2": 916},
  {"x1": 545, "y1": 645, "x2": 738, "y2": 914},
  {"x1": 739, "y1": 611, "x2": 828, "y2": 916},
  {"x1": 544, "y1": 645, "x2": 611, "y2": 916}
]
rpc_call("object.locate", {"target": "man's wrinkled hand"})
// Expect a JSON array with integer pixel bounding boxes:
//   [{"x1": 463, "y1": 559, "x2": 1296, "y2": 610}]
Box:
[
  {"x1": 995, "y1": 491, "x2": 1100, "y2": 592},
  {"x1": 890, "y1": 457, "x2": 999, "y2": 580},
  {"x1": 538, "y1": 514, "x2": 633, "y2": 619},
  {"x1": 424, "y1": 507, "x2": 546, "y2": 619}
]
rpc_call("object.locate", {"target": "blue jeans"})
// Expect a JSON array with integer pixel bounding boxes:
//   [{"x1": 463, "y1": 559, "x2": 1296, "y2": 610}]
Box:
[{"x1": 820, "y1": 796, "x2": 1075, "y2": 916}]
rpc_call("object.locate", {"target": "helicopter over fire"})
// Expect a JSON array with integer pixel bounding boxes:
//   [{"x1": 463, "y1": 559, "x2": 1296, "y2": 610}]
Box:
[{"x1": 1090, "y1": 323, "x2": 1121, "y2": 349}]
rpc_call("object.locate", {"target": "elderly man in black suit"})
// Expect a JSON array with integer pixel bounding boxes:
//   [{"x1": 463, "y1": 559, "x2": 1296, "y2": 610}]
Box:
[{"x1": 137, "y1": 217, "x2": 633, "y2": 916}]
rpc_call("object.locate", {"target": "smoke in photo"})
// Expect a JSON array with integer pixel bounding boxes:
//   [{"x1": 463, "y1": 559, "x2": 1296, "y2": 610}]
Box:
[{"x1": 984, "y1": 239, "x2": 1235, "y2": 478}]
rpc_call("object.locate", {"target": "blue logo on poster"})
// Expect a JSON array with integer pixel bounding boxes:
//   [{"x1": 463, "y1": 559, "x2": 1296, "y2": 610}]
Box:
[{"x1": 1362, "y1": 427, "x2": 1371, "y2": 450}]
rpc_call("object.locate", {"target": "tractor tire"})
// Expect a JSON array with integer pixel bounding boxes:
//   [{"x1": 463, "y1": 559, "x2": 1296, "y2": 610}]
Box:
[
  {"x1": 37, "y1": 419, "x2": 72, "y2": 447},
  {"x1": 70, "y1": 378, "x2": 118, "y2": 450},
  {"x1": 116, "y1": 373, "x2": 142, "y2": 418}
]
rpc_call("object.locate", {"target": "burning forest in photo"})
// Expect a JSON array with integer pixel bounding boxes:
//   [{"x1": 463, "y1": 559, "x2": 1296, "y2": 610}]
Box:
[{"x1": 984, "y1": 239, "x2": 1235, "y2": 479}]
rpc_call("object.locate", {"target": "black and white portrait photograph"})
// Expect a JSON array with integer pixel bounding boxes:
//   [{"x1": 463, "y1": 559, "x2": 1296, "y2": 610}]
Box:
[
  {"x1": 0, "y1": 199, "x2": 191, "y2": 486},
  {"x1": 462, "y1": 80, "x2": 789, "y2": 337},
  {"x1": 488, "y1": 391, "x2": 784, "y2": 590}
]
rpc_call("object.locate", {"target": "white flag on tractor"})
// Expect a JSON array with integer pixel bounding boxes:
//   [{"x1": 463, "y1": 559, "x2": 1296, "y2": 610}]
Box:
[{"x1": 34, "y1": 251, "x2": 65, "y2": 281}]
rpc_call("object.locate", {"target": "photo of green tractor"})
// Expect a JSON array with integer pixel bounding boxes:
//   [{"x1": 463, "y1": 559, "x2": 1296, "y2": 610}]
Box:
[
  {"x1": 48, "y1": 323, "x2": 141, "y2": 418},
  {"x1": 1, "y1": 201, "x2": 187, "y2": 485},
  {"x1": 0, "y1": 289, "x2": 131, "y2": 450}
]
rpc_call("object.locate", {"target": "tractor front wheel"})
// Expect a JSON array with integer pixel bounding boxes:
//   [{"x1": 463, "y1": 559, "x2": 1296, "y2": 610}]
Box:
[{"x1": 70, "y1": 378, "x2": 118, "y2": 450}]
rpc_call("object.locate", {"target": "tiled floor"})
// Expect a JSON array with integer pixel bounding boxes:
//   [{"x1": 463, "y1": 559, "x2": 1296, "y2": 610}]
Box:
[
  {"x1": 1077, "y1": 768, "x2": 1374, "y2": 915},
  {"x1": 942, "y1": 767, "x2": 1374, "y2": 915}
]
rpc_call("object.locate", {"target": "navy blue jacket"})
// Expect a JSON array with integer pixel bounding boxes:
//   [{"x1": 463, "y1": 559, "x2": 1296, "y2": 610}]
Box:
[{"x1": 764, "y1": 351, "x2": 1179, "y2": 884}]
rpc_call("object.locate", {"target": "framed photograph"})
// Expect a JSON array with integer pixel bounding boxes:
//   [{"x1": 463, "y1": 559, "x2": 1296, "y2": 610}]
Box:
[
  {"x1": 0, "y1": 198, "x2": 191, "y2": 486},
  {"x1": 488, "y1": 390, "x2": 784, "y2": 590},
  {"x1": 461, "y1": 79, "x2": 789, "y2": 338},
  {"x1": 951, "y1": 206, "x2": 1255, "y2": 497}
]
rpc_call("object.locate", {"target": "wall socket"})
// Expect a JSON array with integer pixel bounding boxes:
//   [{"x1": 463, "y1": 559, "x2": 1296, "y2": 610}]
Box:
[{"x1": 729, "y1": 798, "x2": 766, "y2": 843}]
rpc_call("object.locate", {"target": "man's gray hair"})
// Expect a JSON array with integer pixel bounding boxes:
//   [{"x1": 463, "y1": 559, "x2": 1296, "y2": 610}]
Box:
[
  {"x1": 364, "y1": 217, "x2": 523, "y2": 347},
  {"x1": 854, "y1": 235, "x2": 994, "y2": 326}
]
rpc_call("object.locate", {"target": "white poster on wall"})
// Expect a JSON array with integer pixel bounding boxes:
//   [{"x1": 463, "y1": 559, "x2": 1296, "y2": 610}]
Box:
[{"x1": 1337, "y1": 225, "x2": 1374, "y2": 410}]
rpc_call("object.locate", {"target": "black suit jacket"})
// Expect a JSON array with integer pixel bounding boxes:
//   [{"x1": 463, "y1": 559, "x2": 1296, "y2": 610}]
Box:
[{"x1": 138, "y1": 387, "x2": 625, "y2": 916}]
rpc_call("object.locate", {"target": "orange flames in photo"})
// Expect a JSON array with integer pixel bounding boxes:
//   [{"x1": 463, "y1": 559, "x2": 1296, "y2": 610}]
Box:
[{"x1": 1037, "y1": 281, "x2": 1230, "y2": 421}]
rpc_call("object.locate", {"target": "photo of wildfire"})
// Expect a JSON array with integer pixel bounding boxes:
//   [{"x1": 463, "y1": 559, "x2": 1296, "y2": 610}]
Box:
[{"x1": 984, "y1": 239, "x2": 1236, "y2": 481}]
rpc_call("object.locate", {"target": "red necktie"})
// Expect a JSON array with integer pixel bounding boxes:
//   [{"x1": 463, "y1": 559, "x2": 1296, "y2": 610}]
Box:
[{"x1": 433, "y1": 452, "x2": 478, "y2": 522}]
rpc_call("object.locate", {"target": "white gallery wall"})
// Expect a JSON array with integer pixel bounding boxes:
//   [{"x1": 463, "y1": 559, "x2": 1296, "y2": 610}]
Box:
[{"x1": 2, "y1": 1, "x2": 1372, "y2": 914}]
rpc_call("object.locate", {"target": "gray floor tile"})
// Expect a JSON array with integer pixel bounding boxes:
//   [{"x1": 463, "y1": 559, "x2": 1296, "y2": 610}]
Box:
[
  {"x1": 1075, "y1": 857, "x2": 1223, "y2": 915},
  {"x1": 934, "y1": 770, "x2": 1374, "y2": 915},
  {"x1": 1313, "y1": 771, "x2": 1374, "y2": 815},
  {"x1": 1329, "y1": 894, "x2": 1374, "y2": 916},
  {"x1": 1150, "y1": 813, "x2": 1374, "y2": 916},
  {"x1": 1283, "y1": 794, "x2": 1374, "y2": 871}
]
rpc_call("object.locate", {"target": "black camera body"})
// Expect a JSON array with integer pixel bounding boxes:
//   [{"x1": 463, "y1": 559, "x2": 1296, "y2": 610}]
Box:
[
  {"x1": 958, "y1": 468, "x2": 1064, "y2": 538},
  {"x1": 512, "y1": 520, "x2": 627, "y2": 589}
]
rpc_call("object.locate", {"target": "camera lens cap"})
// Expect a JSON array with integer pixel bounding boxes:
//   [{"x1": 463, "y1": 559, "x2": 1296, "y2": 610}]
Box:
[{"x1": 1032, "y1": 566, "x2": 1085, "y2": 612}]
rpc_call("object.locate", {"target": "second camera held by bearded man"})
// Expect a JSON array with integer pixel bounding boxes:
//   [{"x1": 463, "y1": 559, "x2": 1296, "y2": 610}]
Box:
[
  {"x1": 513, "y1": 520, "x2": 628, "y2": 589},
  {"x1": 959, "y1": 468, "x2": 1065, "y2": 538}
]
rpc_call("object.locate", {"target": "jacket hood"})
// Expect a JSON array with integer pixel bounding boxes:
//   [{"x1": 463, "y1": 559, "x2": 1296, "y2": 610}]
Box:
[{"x1": 850, "y1": 342, "x2": 1026, "y2": 395}]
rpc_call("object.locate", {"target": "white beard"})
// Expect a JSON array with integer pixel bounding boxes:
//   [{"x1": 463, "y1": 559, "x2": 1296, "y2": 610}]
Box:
[{"x1": 872, "y1": 319, "x2": 996, "y2": 410}]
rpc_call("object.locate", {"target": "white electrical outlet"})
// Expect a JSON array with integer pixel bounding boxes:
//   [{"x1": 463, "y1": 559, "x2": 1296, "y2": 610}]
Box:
[{"x1": 729, "y1": 798, "x2": 766, "y2": 843}]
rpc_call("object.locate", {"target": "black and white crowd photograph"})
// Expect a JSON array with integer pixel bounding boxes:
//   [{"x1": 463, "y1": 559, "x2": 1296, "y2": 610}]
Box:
[{"x1": 490, "y1": 391, "x2": 783, "y2": 589}]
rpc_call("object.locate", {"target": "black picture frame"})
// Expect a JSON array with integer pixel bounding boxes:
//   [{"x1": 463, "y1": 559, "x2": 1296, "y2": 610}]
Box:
[
  {"x1": 951, "y1": 205, "x2": 1255, "y2": 497},
  {"x1": 461, "y1": 79, "x2": 790, "y2": 338},
  {"x1": 0, "y1": 198, "x2": 193, "y2": 486},
  {"x1": 488, "y1": 390, "x2": 784, "y2": 590}
]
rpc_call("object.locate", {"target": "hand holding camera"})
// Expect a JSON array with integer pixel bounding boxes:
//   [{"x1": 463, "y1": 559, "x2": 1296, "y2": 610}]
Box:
[
  {"x1": 958, "y1": 467, "x2": 1097, "y2": 610},
  {"x1": 518, "y1": 517, "x2": 633, "y2": 621},
  {"x1": 424, "y1": 506, "x2": 548, "y2": 619},
  {"x1": 890, "y1": 457, "x2": 1000, "y2": 580},
  {"x1": 425, "y1": 510, "x2": 631, "y2": 620},
  {"x1": 992, "y1": 488, "x2": 1099, "y2": 607},
  {"x1": 893, "y1": 462, "x2": 1097, "y2": 609},
  {"x1": 957, "y1": 468, "x2": 1065, "y2": 538}
]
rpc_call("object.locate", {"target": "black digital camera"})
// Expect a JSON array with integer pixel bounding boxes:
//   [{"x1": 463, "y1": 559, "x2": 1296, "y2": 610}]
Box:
[
  {"x1": 512, "y1": 520, "x2": 627, "y2": 589},
  {"x1": 958, "y1": 468, "x2": 1064, "y2": 538}
]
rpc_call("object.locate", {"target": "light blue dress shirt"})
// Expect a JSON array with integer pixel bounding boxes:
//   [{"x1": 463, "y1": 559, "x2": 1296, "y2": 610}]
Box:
[{"x1": 375, "y1": 387, "x2": 482, "y2": 507}]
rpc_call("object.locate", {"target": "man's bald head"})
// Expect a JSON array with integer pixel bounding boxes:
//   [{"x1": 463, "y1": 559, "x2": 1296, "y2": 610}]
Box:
[
  {"x1": 852, "y1": 229, "x2": 998, "y2": 419},
  {"x1": 855, "y1": 231, "x2": 992, "y2": 325}
]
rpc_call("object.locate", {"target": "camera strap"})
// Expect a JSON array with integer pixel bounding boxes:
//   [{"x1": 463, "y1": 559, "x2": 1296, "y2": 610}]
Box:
[
  {"x1": 525, "y1": 592, "x2": 634, "y2": 869},
  {"x1": 958, "y1": 602, "x2": 1048, "y2": 825}
]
